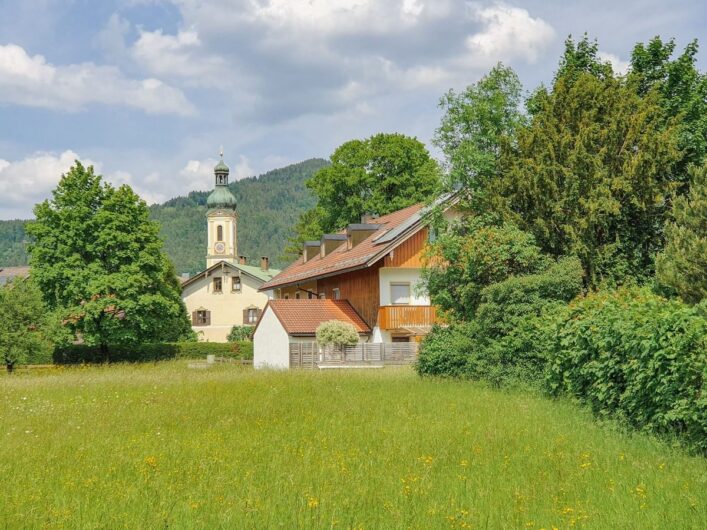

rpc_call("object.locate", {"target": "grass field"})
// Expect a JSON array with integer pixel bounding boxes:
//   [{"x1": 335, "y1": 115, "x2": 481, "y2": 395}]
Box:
[{"x1": 1, "y1": 363, "x2": 705, "y2": 529}]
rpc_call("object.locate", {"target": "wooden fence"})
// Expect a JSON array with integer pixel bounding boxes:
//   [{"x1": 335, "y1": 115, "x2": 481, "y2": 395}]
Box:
[{"x1": 288, "y1": 342, "x2": 419, "y2": 369}]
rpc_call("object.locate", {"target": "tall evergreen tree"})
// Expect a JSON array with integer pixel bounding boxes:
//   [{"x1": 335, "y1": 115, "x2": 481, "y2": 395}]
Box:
[
  {"x1": 27, "y1": 162, "x2": 193, "y2": 353},
  {"x1": 495, "y1": 71, "x2": 681, "y2": 285},
  {"x1": 656, "y1": 164, "x2": 707, "y2": 304}
]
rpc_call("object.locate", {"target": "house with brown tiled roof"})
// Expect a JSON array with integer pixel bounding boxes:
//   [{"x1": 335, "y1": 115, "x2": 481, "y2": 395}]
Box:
[
  {"x1": 253, "y1": 299, "x2": 371, "y2": 368},
  {"x1": 254, "y1": 194, "x2": 459, "y2": 368}
]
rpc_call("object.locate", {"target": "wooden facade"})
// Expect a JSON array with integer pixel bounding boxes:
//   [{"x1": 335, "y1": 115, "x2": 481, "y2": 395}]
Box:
[
  {"x1": 275, "y1": 227, "x2": 432, "y2": 330},
  {"x1": 383, "y1": 228, "x2": 428, "y2": 268}
]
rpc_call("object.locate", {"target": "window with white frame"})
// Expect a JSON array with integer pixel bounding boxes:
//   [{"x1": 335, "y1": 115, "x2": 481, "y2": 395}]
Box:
[
  {"x1": 332, "y1": 288, "x2": 340, "y2": 300},
  {"x1": 390, "y1": 282, "x2": 411, "y2": 305},
  {"x1": 232, "y1": 276, "x2": 241, "y2": 292}
]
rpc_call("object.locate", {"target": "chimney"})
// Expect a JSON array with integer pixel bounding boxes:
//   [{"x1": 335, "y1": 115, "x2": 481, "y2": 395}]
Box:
[
  {"x1": 238, "y1": 255, "x2": 247, "y2": 265},
  {"x1": 303, "y1": 241, "x2": 320, "y2": 262},
  {"x1": 260, "y1": 256, "x2": 269, "y2": 271},
  {"x1": 361, "y1": 213, "x2": 376, "y2": 224}
]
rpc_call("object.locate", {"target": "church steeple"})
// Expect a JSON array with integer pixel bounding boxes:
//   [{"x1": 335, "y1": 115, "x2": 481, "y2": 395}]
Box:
[
  {"x1": 206, "y1": 149, "x2": 238, "y2": 267},
  {"x1": 207, "y1": 150, "x2": 237, "y2": 211}
]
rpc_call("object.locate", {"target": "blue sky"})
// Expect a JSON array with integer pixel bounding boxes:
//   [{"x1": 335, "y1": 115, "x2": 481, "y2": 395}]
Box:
[{"x1": 0, "y1": 0, "x2": 705, "y2": 219}]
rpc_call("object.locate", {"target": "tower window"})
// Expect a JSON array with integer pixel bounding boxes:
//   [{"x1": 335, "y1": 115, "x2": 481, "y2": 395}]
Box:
[{"x1": 217, "y1": 225, "x2": 223, "y2": 242}]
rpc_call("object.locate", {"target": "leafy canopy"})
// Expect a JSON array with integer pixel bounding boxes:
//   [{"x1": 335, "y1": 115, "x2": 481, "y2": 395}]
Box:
[
  {"x1": 422, "y1": 220, "x2": 549, "y2": 321},
  {"x1": 288, "y1": 133, "x2": 440, "y2": 255},
  {"x1": 27, "y1": 161, "x2": 193, "y2": 350},
  {"x1": 434, "y1": 63, "x2": 524, "y2": 208}
]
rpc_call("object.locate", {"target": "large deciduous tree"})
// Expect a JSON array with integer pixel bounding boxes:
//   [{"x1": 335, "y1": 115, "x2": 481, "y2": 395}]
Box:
[
  {"x1": 288, "y1": 133, "x2": 440, "y2": 255},
  {"x1": 630, "y1": 37, "x2": 707, "y2": 180},
  {"x1": 422, "y1": 220, "x2": 549, "y2": 321},
  {"x1": 434, "y1": 64, "x2": 523, "y2": 210},
  {"x1": 27, "y1": 162, "x2": 193, "y2": 354},
  {"x1": 656, "y1": 164, "x2": 707, "y2": 304}
]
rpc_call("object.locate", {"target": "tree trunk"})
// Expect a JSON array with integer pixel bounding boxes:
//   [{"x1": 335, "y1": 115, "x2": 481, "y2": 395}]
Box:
[
  {"x1": 5, "y1": 360, "x2": 15, "y2": 373},
  {"x1": 100, "y1": 342, "x2": 109, "y2": 363}
]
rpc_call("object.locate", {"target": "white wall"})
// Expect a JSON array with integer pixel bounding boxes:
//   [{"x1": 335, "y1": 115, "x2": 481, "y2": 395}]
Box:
[
  {"x1": 253, "y1": 307, "x2": 290, "y2": 369},
  {"x1": 378, "y1": 268, "x2": 430, "y2": 306}
]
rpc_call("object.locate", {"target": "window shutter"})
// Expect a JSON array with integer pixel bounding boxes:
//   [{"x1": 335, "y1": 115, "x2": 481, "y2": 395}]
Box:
[
  {"x1": 191, "y1": 311, "x2": 196, "y2": 323},
  {"x1": 256, "y1": 308, "x2": 262, "y2": 321},
  {"x1": 243, "y1": 308, "x2": 249, "y2": 324},
  {"x1": 206, "y1": 311, "x2": 211, "y2": 326}
]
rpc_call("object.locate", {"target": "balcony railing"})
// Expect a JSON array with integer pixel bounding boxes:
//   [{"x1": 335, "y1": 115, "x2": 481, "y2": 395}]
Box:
[{"x1": 378, "y1": 305, "x2": 439, "y2": 330}]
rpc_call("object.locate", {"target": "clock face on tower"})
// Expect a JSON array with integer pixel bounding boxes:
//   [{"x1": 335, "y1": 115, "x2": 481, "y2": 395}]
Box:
[{"x1": 214, "y1": 242, "x2": 226, "y2": 254}]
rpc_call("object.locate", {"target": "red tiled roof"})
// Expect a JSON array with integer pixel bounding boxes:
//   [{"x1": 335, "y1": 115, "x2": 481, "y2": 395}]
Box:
[
  {"x1": 260, "y1": 203, "x2": 424, "y2": 290},
  {"x1": 265, "y1": 299, "x2": 371, "y2": 336}
]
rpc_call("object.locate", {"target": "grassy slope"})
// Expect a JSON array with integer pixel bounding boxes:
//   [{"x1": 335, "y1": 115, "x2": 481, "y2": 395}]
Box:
[{"x1": 1, "y1": 364, "x2": 705, "y2": 529}]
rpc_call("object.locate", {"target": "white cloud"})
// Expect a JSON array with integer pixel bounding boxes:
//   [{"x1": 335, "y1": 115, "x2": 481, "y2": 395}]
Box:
[
  {"x1": 0, "y1": 43, "x2": 195, "y2": 115},
  {"x1": 0, "y1": 150, "x2": 91, "y2": 218},
  {"x1": 598, "y1": 51, "x2": 630, "y2": 75},
  {"x1": 466, "y1": 4, "x2": 555, "y2": 65},
  {"x1": 0, "y1": 151, "x2": 172, "y2": 218},
  {"x1": 131, "y1": 28, "x2": 226, "y2": 82}
]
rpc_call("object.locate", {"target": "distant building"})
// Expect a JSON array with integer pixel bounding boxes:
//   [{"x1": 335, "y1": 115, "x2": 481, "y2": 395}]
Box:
[
  {"x1": 180, "y1": 154, "x2": 279, "y2": 342},
  {"x1": 0, "y1": 266, "x2": 30, "y2": 286}
]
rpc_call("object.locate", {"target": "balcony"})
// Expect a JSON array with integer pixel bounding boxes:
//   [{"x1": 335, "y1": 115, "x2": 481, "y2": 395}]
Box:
[{"x1": 378, "y1": 305, "x2": 440, "y2": 331}]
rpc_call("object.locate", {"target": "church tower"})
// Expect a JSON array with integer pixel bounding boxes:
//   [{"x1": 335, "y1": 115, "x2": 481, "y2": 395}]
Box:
[{"x1": 205, "y1": 151, "x2": 238, "y2": 268}]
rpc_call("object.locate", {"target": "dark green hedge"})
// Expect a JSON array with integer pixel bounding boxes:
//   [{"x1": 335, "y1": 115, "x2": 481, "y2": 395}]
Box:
[
  {"x1": 547, "y1": 288, "x2": 706, "y2": 454},
  {"x1": 53, "y1": 340, "x2": 253, "y2": 364},
  {"x1": 417, "y1": 257, "x2": 583, "y2": 387}
]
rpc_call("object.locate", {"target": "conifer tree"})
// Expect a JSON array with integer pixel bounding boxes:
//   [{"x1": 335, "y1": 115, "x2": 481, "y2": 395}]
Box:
[{"x1": 656, "y1": 165, "x2": 707, "y2": 304}]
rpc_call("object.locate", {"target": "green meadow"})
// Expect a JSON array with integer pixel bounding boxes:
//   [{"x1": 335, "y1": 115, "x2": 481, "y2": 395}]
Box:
[{"x1": 1, "y1": 363, "x2": 705, "y2": 529}]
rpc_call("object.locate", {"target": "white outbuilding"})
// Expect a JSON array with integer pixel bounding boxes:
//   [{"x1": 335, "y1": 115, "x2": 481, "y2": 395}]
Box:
[{"x1": 253, "y1": 299, "x2": 371, "y2": 369}]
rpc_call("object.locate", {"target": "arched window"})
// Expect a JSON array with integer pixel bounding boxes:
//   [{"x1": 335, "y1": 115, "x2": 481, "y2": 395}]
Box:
[{"x1": 217, "y1": 225, "x2": 223, "y2": 242}]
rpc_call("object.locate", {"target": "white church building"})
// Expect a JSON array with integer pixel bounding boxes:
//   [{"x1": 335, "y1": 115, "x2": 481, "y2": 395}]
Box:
[{"x1": 180, "y1": 154, "x2": 279, "y2": 342}]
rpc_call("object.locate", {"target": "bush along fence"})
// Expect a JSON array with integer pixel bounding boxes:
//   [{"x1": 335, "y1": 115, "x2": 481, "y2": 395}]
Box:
[{"x1": 53, "y1": 340, "x2": 253, "y2": 365}]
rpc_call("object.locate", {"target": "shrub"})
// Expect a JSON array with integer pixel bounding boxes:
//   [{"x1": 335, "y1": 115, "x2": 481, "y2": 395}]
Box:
[
  {"x1": 227, "y1": 325, "x2": 255, "y2": 342},
  {"x1": 547, "y1": 288, "x2": 707, "y2": 454},
  {"x1": 417, "y1": 257, "x2": 583, "y2": 387},
  {"x1": 423, "y1": 221, "x2": 549, "y2": 320},
  {"x1": 315, "y1": 320, "x2": 360, "y2": 350},
  {"x1": 416, "y1": 323, "x2": 477, "y2": 377},
  {"x1": 52, "y1": 340, "x2": 253, "y2": 364}
]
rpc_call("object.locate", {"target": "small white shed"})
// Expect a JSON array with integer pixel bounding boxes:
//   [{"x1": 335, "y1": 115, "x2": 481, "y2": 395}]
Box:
[{"x1": 253, "y1": 299, "x2": 371, "y2": 369}]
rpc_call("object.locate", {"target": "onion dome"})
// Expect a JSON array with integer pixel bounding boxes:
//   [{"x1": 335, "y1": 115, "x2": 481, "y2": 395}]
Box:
[{"x1": 206, "y1": 150, "x2": 237, "y2": 210}]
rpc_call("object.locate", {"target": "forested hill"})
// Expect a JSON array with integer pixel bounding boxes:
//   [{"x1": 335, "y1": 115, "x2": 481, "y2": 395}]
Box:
[{"x1": 0, "y1": 158, "x2": 327, "y2": 274}]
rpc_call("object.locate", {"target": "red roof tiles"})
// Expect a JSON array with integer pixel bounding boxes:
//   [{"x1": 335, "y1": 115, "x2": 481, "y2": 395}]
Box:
[
  {"x1": 265, "y1": 299, "x2": 371, "y2": 336},
  {"x1": 260, "y1": 203, "x2": 424, "y2": 290}
]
